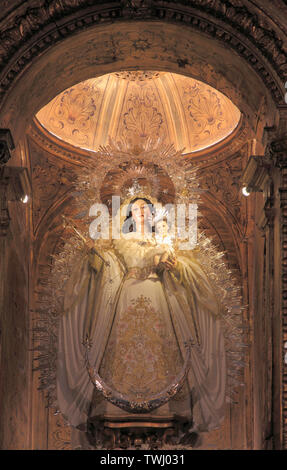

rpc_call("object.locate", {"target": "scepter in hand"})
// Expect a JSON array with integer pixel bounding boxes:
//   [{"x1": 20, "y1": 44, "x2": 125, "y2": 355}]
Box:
[{"x1": 61, "y1": 215, "x2": 110, "y2": 267}]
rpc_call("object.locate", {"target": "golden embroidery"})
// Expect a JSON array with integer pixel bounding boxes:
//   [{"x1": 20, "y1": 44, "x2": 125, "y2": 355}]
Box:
[
  {"x1": 100, "y1": 295, "x2": 182, "y2": 400},
  {"x1": 125, "y1": 265, "x2": 157, "y2": 280}
]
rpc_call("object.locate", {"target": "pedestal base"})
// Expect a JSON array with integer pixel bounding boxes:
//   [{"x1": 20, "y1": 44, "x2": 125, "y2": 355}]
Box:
[{"x1": 86, "y1": 415, "x2": 199, "y2": 449}]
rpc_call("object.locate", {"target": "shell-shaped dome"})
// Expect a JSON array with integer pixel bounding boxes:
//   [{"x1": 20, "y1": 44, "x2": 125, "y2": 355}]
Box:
[{"x1": 36, "y1": 71, "x2": 241, "y2": 154}]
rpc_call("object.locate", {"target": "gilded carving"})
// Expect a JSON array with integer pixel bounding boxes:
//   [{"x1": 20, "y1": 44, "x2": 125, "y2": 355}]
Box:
[
  {"x1": 1, "y1": 0, "x2": 285, "y2": 451},
  {"x1": 29, "y1": 114, "x2": 250, "y2": 175},
  {"x1": 114, "y1": 71, "x2": 163, "y2": 81},
  {"x1": 185, "y1": 84, "x2": 224, "y2": 132},
  {"x1": 122, "y1": 86, "x2": 165, "y2": 145},
  {"x1": 0, "y1": 129, "x2": 14, "y2": 165},
  {"x1": 30, "y1": 143, "x2": 76, "y2": 232},
  {"x1": 100, "y1": 294, "x2": 183, "y2": 398},
  {"x1": 279, "y1": 164, "x2": 287, "y2": 449},
  {"x1": 36, "y1": 72, "x2": 240, "y2": 153},
  {"x1": 49, "y1": 414, "x2": 72, "y2": 450},
  {"x1": 121, "y1": 0, "x2": 152, "y2": 17},
  {"x1": 0, "y1": 0, "x2": 285, "y2": 107},
  {"x1": 182, "y1": 81, "x2": 239, "y2": 148},
  {"x1": 0, "y1": 167, "x2": 10, "y2": 236},
  {"x1": 265, "y1": 136, "x2": 287, "y2": 448},
  {"x1": 198, "y1": 155, "x2": 246, "y2": 230},
  {"x1": 45, "y1": 80, "x2": 100, "y2": 147}
]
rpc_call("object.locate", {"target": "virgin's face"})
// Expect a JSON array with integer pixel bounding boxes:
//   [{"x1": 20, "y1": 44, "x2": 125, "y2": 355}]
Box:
[{"x1": 131, "y1": 199, "x2": 152, "y2": 227}]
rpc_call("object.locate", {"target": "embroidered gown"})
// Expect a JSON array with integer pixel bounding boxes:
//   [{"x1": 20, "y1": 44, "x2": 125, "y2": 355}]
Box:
[{"x1": 57, "y1": 231, "x2": 226, "y2": 432}]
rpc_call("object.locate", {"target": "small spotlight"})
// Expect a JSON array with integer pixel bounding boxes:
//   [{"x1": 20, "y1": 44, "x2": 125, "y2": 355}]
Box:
[
  {"x1": 242, "y1": 187, "x2": 250, "y2": 197},
  {"x1": 21, "y1": 195, "x2": 29, "y2": 204}
]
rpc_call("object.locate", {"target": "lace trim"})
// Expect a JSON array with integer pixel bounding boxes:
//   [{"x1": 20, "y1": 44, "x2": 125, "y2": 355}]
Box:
[{"x1": 125, "y1": 265, "x2": 158, "y2": 280}]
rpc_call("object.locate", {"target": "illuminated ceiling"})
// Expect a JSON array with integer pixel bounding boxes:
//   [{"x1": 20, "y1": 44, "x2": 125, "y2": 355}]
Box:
[{"x1": 36, "y1": 71, "x2": 241, "y2": 154}]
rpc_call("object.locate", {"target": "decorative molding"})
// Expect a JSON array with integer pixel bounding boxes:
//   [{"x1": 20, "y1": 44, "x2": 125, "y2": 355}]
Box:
[
  {"x1": 241, "y1": 155, "x2": 271, "y2": 193},
  {"x1": 280, "y1": 166, "x2": 287, "y2": 449},
  {"x1": 0, "y1": 165, "x2": 31, "y2": 236},
  {"x1": 29, "y1": 115, "x2": 251, "y2": 171},
  {"x1": 86, "y1": 416, "x2": 198, "y2": 449},
  {"x1": 0, "y1": 129, "x2": 14, "y2": 165},
  {"x1": 198, "y1": 153, "x2": 247, "y2": 237},
  {"x1": 27, "y1": 128, "x2": 247, "y2": 449},
  {"x1": 0, "y1": 1, "x2": 285, "y2": 106},
  {"x1": 241, "y1": 153, "x2": 276, "y2": 233},
  {"x1": 114, "y1": 70, "x2": 163, "y2": 80},
  {"x1": 120, "y1": 0, "x2": 153, "y2": 18},
  {"x1": 267, "y1": 135, "x2": 287, "y2": 448},
  {"x1": 184, "y1": 118, "x2": 251, "y2": 168},
  {"x1": 35, "y1": 73, "x2": 240, "y2": 154},
  {"x1": 28, "y1": 137, "x2": 77, "y2": 234},
  {"x1": 28, "y1": 122, "x2": 95, "y2": 166},
  {"x1": 257, "y1": 196, "x2": 275, "y2": 233},
  {"x1": 158, "y1": 1, "x2": 286, "y2": 88},
  {"x1": 270, "y1": 137, "x2": 287, "y2": 169},
  {"x1": 0, "y1": 166, "x2": 10, "y2": 235},
  {"x1": 50, "y1": 416, "x2": 72, "y2": 450}
]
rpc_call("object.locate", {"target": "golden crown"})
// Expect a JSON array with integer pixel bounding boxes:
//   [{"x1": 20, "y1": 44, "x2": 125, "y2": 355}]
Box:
[{"x1": 75, "y1": 137, "x2": 199, "y2": 211}]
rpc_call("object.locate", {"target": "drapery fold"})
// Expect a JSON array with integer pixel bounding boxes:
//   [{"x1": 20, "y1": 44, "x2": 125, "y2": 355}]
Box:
[{"x1": 57, "y1": 245, "x2": 226, "y2": 432}]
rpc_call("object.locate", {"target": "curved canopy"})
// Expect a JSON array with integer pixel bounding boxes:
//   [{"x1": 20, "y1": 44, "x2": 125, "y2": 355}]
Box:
[{"x1": 36, "y1": 71, "x2": 241, "y2": 154}]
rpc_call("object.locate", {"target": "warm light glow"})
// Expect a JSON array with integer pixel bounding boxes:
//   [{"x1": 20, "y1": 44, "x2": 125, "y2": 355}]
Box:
[
  {"x1": 21, "y1": 194, "x2": 29, "y2": 203},
  {"x1": 36, "y1": 72, "x2": 241, "y2": 155},
  {"x1": 242, "y1": 187, "x2": 250, "y2": 197}
]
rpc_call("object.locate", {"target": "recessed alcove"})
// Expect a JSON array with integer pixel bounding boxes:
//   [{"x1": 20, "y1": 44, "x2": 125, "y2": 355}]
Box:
[
  {"x1": 35, "y1": 71, "x2": 241, "y2": 155},
  {"x1": 0, "y1": 4, "x2": 284, "y2": 451},
  {"x1": 22, "y1": 68, "x2": 249, "y2": 450}
]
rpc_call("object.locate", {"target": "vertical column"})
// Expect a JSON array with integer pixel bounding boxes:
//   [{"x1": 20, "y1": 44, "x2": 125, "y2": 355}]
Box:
[
  {"x1": 0, "y1": 129, "x2": 14, "y2": 449},
  {"x1": 0, "y1": 129, "x2": 14, "y2": 236},
  {"x1": 0, "y1": 129, "x2": 33, "y2": 449},
  {"x1": 268, "y1": 136, "x2": 287, "y2": 449},
  {"x1": 281, "y1": 165, "x2": 287, "y2": 449},
  {"x1": 241, "y1": 154, "x2": 274, "y2": 448}
]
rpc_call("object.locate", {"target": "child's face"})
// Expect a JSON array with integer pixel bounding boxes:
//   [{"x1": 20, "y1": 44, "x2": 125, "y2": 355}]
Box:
[{"x1": 156, "y1": 220, "x2": 169, "y2": 237}]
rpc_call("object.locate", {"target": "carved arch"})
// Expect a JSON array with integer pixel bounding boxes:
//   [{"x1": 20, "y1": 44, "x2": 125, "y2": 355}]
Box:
[{"x1": 0, "y1": 1, "x2": 282, "y2": 145}]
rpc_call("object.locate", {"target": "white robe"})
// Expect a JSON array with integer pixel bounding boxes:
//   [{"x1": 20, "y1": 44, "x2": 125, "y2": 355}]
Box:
[{"x1": 57, "y1": 233, "x2": 226, "y2": 432}]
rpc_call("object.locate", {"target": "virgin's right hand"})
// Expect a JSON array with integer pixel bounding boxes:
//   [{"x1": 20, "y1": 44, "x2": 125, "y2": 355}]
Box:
[
  {"x1": 86, "y1": 239, "x2": 95, "y2": 251},
  {"x1": 162, "y1": 258, "x2": 177, "y2": 270},
  {"x1": 156, "y1": 256, "x2": 177, "y2": 273}
]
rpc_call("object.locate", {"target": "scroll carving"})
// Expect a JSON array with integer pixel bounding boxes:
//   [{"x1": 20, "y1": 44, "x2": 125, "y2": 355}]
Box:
[
  {"x1": 0, "y1": 129, "x2": 14, "y2": 166},
  {"x1": 30, "y1": 147, "x2": 77, "y2": 233},
  {"x1": 0, "y1": 1, "x2": 285, "y2": 105},
  {"x1": 0, "y1": 166, "x2": 10, "y2": 236},
  {"x1": 198, "y1": 155, "x2": 246, "y2": 230},
  {"x1": 0, "y1": 165, "x2": 31, "y2": 237}
]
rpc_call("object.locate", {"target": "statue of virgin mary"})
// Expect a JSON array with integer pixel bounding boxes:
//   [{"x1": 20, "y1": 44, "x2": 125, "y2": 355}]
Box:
[
  {"x1": 52, "y1": 144, "x2": 244, "y2": 449},
  {"x1": 56, "y1": 197, "x2": 229, "y2": 447}
]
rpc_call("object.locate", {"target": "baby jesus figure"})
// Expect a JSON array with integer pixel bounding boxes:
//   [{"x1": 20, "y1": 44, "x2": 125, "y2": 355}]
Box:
[{"x1": 154, "y1": 218, "x2": 177, "y2": 272}]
